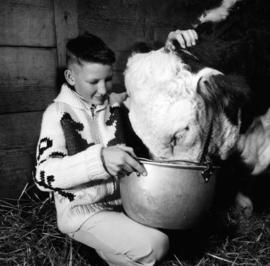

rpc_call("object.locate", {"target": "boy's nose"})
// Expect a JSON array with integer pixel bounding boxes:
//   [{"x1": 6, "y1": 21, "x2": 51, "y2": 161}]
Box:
[{"x1": 98, "y1": 82, "x2": 107, "y2": 95}]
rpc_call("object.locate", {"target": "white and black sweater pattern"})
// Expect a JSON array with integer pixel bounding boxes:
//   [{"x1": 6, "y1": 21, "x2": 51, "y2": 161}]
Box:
[{"x1": 34, "y1": 84, "x2": 124, "y2": 233}]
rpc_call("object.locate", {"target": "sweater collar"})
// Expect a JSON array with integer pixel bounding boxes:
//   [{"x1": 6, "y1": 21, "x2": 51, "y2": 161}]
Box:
[{"x1": 54, "y1": 83, "x2": 108, "y2": 112}]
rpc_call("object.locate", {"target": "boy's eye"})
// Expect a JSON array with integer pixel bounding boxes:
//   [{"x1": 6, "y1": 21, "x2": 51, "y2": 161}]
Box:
[{"x1": 89, "y1": 80, "x2": 98, "y2": 85}]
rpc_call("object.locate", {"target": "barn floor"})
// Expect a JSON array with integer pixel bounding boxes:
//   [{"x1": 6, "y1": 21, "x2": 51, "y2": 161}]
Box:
[{"x1": 0, "y1": 184, "x2": 269, "y2": 266}]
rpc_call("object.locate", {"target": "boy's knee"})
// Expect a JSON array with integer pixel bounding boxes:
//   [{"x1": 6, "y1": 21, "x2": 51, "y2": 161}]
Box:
[
  {"x1": 151, "y1": 233, "x2": 170, "y2": 261},
  {"x1": 134, "y1": 232, "x2": 170, "y2": 265},
  {"x1": 98, "y1": 233, "x2": 169, "y2": 266}
]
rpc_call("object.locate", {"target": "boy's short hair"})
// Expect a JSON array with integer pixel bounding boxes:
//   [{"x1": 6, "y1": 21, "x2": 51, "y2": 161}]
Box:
[{"x1": 66, "y1": 32, "x2": 115, "y2": 66}]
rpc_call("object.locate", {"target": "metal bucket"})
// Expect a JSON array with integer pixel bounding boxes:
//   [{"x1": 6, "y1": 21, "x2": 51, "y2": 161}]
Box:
[{"x1": 120, "y1": 158, "x2": 219, "y2": 229}]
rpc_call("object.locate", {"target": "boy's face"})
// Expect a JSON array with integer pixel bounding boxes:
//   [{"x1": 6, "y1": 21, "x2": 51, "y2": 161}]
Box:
[{"x1": 67, "y1": 61, "x2": 113, "y2": 106}]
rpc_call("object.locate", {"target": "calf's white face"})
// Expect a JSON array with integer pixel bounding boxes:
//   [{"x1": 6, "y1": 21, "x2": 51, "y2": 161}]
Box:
[{"x1": 124, "y1": 48, "x2": 248, "y2": 162}]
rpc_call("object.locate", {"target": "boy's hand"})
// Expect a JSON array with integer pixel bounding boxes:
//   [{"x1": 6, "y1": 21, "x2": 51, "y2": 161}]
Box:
[
  {"x1": 109, "y1": 92, "x2": 128, "y2": 106},
  {"x1": 165, "y1": 29, "x2": 198, "y2": 51},
  {"x1": 102, "y1": 145, "x2": 147, "y2": 177}
]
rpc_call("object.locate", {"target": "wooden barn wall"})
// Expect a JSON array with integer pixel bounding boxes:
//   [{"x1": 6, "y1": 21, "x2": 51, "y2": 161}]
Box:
[
  {"x1": 77, "y1": 0, "x2": 193, "y2": 92},
  {"x1": 0, "y1": 0, "x2": 78, "y2": 198}
]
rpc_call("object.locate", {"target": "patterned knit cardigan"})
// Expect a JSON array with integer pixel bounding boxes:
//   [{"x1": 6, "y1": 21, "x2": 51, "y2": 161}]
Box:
[{"x1": 34, "y1": 84, "x2": 125, "y2": 233}]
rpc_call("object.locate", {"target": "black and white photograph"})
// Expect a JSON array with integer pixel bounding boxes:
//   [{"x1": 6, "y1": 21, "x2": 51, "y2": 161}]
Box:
[{"x1": 0, "y1": 0, "x2": 270, "y2": 265}]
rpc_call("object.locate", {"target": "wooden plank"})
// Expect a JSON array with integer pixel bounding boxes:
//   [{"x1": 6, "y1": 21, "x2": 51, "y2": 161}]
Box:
[
  {"x1": 112, "y1": 71, "x2": 125, "y2": 93},
  {"x1": 0, "y1": 148, "x2": 35, "y2": 199},
  {"x1": 138, "y1": 0, "x2": 194, "y2": 27},
  {"x1": 0, "y1": 112, "x2": 43, "y2": 150},
  {"x1": 114, "y1": 51, "x2": 132, "y2": 72},
  {"x1": 152, "y1": 26, "x2": 173, "y2": 46},
  {"x1": 54, "y1": 0, "x2": 79, "y2": 68},
  {"x1": 78, "y1": 0, "x2": 191, "y2": 27},
  {"x1": 77, "y1": 0, "x2": 192, "y2": 50},
  {"x1": 0, "y1": 47, "x2": 57, "y2": 89},
  {"x1": 0, "y1": 0, "x2": 55, "y2": 47},
  {"x1": 0, "y1": 88, "x2": 57, "y2": 114},
  {"x1": 78, "y1": 0, "x2": 143, "y2": 23},
  {"x1": 3, "y1": 0, "x2": 54, "y2": 7},
  {"x1": 78, "y1": 18, "x2": 145, "y2": 51},
  {"x1": 0, "y1": 47, "x2": 57, "y2": 113}
]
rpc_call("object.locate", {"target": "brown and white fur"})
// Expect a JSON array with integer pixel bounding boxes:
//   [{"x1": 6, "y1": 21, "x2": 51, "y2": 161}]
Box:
[{"x1": 124, "y1": 48, "x2": 249, "y2": 164}]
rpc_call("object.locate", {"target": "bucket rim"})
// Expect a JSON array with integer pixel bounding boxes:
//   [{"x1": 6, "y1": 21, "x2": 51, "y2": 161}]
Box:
[{"x1": 138, "y1": 157, "x2": 220, "y2": 170}]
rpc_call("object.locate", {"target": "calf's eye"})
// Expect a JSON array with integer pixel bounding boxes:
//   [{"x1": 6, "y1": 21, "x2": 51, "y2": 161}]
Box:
[
  {"x1": 170, "y1": 127, "x2": 189, "y2": 146},
  {"x1": 170, "y1": 134, "x2": 183, "y2": 146},
  {"x1": 170, "y1": 136, "x2": 177, "y2": 146}
]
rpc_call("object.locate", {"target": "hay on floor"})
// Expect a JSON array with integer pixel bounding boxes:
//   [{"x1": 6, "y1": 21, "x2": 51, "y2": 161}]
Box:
[{"x1": 0, "y1": 184, "x2": 269, "y2": 266}]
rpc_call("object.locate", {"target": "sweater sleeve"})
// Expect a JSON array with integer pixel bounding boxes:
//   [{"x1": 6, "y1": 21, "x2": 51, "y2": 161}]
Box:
[{"x1": 34, "y1": 103, "x2": 109, "y2": 192}]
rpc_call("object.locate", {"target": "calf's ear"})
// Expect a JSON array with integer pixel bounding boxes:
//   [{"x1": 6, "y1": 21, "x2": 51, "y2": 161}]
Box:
[{"x1": 197, "y1": 74, "x2": 250, "y2": 125}]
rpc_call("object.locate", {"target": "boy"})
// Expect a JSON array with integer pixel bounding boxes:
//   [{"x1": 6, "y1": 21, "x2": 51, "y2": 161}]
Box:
[
  {"x1": 34, "y1": 33, "x2": 169, "y2": 266},
  {"x1": 35, "y1": 30, "x2": 198, "y2": 265}
]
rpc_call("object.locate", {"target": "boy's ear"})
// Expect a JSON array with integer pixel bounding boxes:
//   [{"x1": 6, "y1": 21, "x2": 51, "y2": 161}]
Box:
[{"x1": 64, "y1": 69, "x2": 75, "y2": 86}]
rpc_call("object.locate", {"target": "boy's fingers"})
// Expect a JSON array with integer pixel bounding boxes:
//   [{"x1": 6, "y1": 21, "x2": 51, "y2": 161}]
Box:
[
  {"x1": 116, "y1": 145, "x2": 147, "y2": 175},
  {"x1": 165, "y1": 40, "x2": 175, "y2": 51},
  {"x1": 110, "y1": 92, "x2": 128, "y2": 105},
  {"x1": 181, "y1": 30, "x2": 192, "y2": 47},
  {"x1": 168, "y1": 30, "x2": 186, "y2": 49},
  {"x1": 174, "y1": 31, "x2": 186, "y2": 48},
  {"x1": 165, "y1": 31, "x2": 177, "y2": 51},
  {"x1": 192, "y1": 29, "x2": 199, "y2": 40},
  {"x1": 117, "y1": 145, "x2": 137, "y2": 158},
  {"x1": 187, "y1": 29, "x2": 198, "y2": 45},
  {"x1": 168, "y1": 30, "x2": 176, "y2": 40},
  {"x1": 119, "y1": 92, "x2": 128, "y2": 101},
  {"x1": 120, "y1": 164, "x2": 133, "y2": 175},
  {"x1": 166, "y1": 29, "x2": 198, "y2": 51},
  {"x1": 125, "y1": 155, "x2": 147, "y2": 176}
]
